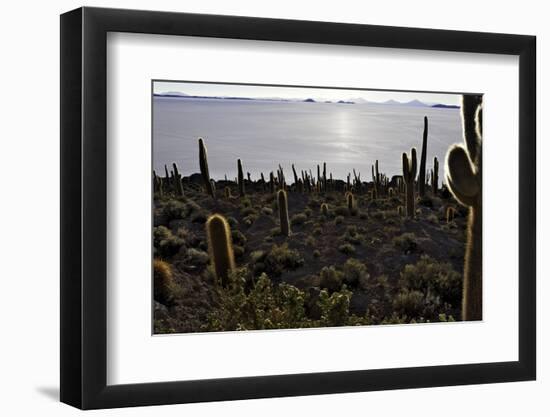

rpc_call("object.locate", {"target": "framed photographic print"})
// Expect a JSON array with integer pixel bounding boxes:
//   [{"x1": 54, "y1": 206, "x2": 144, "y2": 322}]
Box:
[{"x1": 60, "y1": 7, "x2": 536, "y2": 410}]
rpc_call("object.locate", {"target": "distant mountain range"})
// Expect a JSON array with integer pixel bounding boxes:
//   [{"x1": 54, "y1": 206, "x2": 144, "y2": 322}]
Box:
[{"x1": 154, "y1": 92, "x2": 459, "y2": 108}]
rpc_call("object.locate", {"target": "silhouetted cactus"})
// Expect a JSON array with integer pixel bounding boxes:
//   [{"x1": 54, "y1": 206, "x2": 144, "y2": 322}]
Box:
[
  {"x1": 445, "y1": 94, "x2": 483, "y2": 321},
  {"x1": 418, "y1": 116, "x2": 429, "y2": 197},
  {"x1": 322, "y1": 162, "x2": 327, "y2": 192},
  {"x1": 269, "y1": 171, "x2": 275, "y2": 193},
  {"x1": 198, "y1": 138, "x2": 215, "y2": 198},
  {"x1": 321, "y1": 203, "x2": 329, "y2": 216},
  {"x1": 388, "y1": 187, "x2": 394, "y2": 197},
  {"x1": 397, "y1": 205, "x2": 404, "y2": 216},
  {"x1": 172, "y1": 162, "x2": 184, "y2": 197},
  {"x1": 292, "y1": 164, "x2": 299, "y2": 187},
  {"x1": 205, "y1": 214, "x2": 236, "y2": 286},
  {"x1": 277, "y1": 189, "x2": 291, "y2": 236},
  {"x1": 237, "y1": 159, "x2": 245, "y2": 197},
  {"x1": 432, "y1": 157, "x2": 439, "y2": 194},
  {"x1": 224, "y1": 186, "x2": 232, "y2": 198},
  {"x1": 402, "y1": 148, "x2": 417, "y2": 218}
]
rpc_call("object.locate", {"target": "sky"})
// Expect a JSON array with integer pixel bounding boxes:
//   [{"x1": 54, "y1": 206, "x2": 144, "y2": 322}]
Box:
[{"x1": 153, "y1": 81, "x2": 461, "y2": 106}]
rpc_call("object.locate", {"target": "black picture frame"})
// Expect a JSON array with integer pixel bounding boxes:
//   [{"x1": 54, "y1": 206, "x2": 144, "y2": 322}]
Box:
[{"x1": 60, "y1": 6, "x2": 536, "y2": 410}]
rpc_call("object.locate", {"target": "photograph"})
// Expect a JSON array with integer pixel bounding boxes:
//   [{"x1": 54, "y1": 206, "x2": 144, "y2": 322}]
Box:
[{"x1": 152, "y1": 81, "x2": 483, "y2": 334}]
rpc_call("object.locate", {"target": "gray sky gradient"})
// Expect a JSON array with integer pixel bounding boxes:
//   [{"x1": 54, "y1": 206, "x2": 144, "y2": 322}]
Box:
[{"x1": 153, "y1": 81, "x2": 461, "y2": 106}]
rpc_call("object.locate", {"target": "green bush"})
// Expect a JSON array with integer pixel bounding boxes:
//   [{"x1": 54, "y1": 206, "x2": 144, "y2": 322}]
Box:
[
  {"x1": 400, "y1": 255, "x2": 462, "y2": 306},
  {"x1": 393, "y1": 290, "x2": 425, "y2": 318},
  {"x1": 160, "y1": 200, "x2": 188, "y2": 221},
  {"x1": 393, "y1": 232, "x2": 418, "y2": 253},
  {"x1": 153, "y1": 226, "x2": 185, "y2": 257},
  {"x1": 342, "y1": 225, "x2": 362, "y2": 245},
  {"x1": 319, "y1": 266, "x2": 344, "y2": 292},
  {"x1": 338, "y1": 243, "x2": 356, "y2": 255},
  {"x1": 342, "y1": 258, "x2": 369, "y2": 289},
  {"x1": 252, "y1": 244, "x2": 304, "y2": 277},
  {"x1": 186, "y1": 248, "x2": 209, "y2": 266}
]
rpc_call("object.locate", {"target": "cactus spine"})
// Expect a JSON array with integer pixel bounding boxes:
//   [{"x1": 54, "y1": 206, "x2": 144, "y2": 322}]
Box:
[
  {"x1": 198, "y1": 138, "x2": 215, "y2": 198},
  {"x1": 418, "y1": 116, "x2": 429, "y2": 197},
  {"x1": 277, "y1": 189, "x2": 291, "y2": 236},
  {"x1": 205, "y1": 214, "x2": 236, "y2": 286},
  {"x1": 445, "y1": 94, "x2": 483, "y2": 321},
  {"x1": 402, "y1": 148, "x2": 417, "y2": 218},
  {"x1": 237, "y1": 159, "x2": 245, "y2": 197}
]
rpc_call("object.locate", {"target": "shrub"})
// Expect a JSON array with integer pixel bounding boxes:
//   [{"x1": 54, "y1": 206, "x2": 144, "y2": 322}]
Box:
[
  {"x1": 261, "y1": 207, "x2": 273, "y2": 216},
  {"x1": 231, "y1": 229, "x2": 247, "y2": 246},
  {"x1": 312, "y1": 249, "x2": 321, "y2": 258},
  {"x1": 393, "y1": 290, "x2": 425, "y2": 318},
  {"x1": 342, "y1": 225, "x2": 362, "y2": 245},
  {"x1": 204, "y1": 271, "x2": 311, "y2": 331},
  {"x1": 319, "y1": 266, "x2": 344, "y2": 292},
  {"x1": 318, "y1": 287, "x2": 353, "y2": 327},
  {"x1": 253, "y1": 244, "x2": 304, "y2": 277},
  {"x1": 400, "y1": 255, "x2": 462, "y2": 306},
  {"x1": 334, "y1": 215, "x2": 344, "y2": 225},
  {"x1": 342, "y1": 258, "x2": 369, "y2": 289},
  {"x1": 186, "y1": 248, "x2": 209, "y2": 266},
  {"x1": 190, "y1": 210, "x2": 208, "y2": 223},
  {"x1": 154, "y1": 226, "x2": 185, "y2": 257},
  {"x1": 338, "y1": 243, "x2": 356, "y2": 255},
  {"x1": 290, "y1": 213, "x2": 308, "y2": 226},
  {"x1": 161, "y1": 200, "x2": 188, "y2": 221},
  {"x1": 240, "y1": 206, "x2": 257, "y2": 217},
  {"x1": 393, "y1": 232, "x2": 418, "y2": 253}
]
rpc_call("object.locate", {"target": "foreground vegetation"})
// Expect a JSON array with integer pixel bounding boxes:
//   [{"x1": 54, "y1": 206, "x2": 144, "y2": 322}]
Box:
[{"x1": 153, "y1": 95, "x2": 483, "y2": 333}]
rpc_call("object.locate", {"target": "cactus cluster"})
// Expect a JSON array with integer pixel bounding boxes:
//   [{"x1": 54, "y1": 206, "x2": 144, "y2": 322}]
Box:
[{"x1": 445, "y1": 94, "x2": 483, "y2": 321}]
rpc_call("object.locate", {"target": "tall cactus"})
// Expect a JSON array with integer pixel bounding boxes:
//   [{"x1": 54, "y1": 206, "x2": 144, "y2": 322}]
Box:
[
  {"x1": 402, "y1": 148, "x2": 417, "y2": 218},
  {"x1": 292, "y1": 164, "x2": 299, "y2": 187},
  {"x1": 432, "y1": 156, "x2": 439, "y2": 194},
  {"x1": 322, "y1": 162, "x2": 327, "y2": 193},
  {"x1": 445, "y1": 94, "x2": 483, "y2": 321},
  {"x1": 418, "y1": 116, "x2": 428, "y2": 197},
  {"x1": 277, "y1": 189, "x2": 291, "y2": 237},
  {"x1": 172, "y1": 162, "x2": 184, "y2": 197},
  {"x1": 198, "y1": 138, "x2": 215, "y2": 198},
  {"x1": 237, "y1": 159, "x2": 245, "y2": 197},
  {"x1": 269, "y1": 171, "x2": 275, "y2": 193},
  {"x1": 205, "y1": 214, "x2": 236, "y2": 286}
]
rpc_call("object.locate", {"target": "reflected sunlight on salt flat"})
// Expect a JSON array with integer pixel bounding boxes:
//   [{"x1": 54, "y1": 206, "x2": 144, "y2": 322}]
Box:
[{"x1": 153, "y1": 97, "x2": 462, "y2": 180}]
